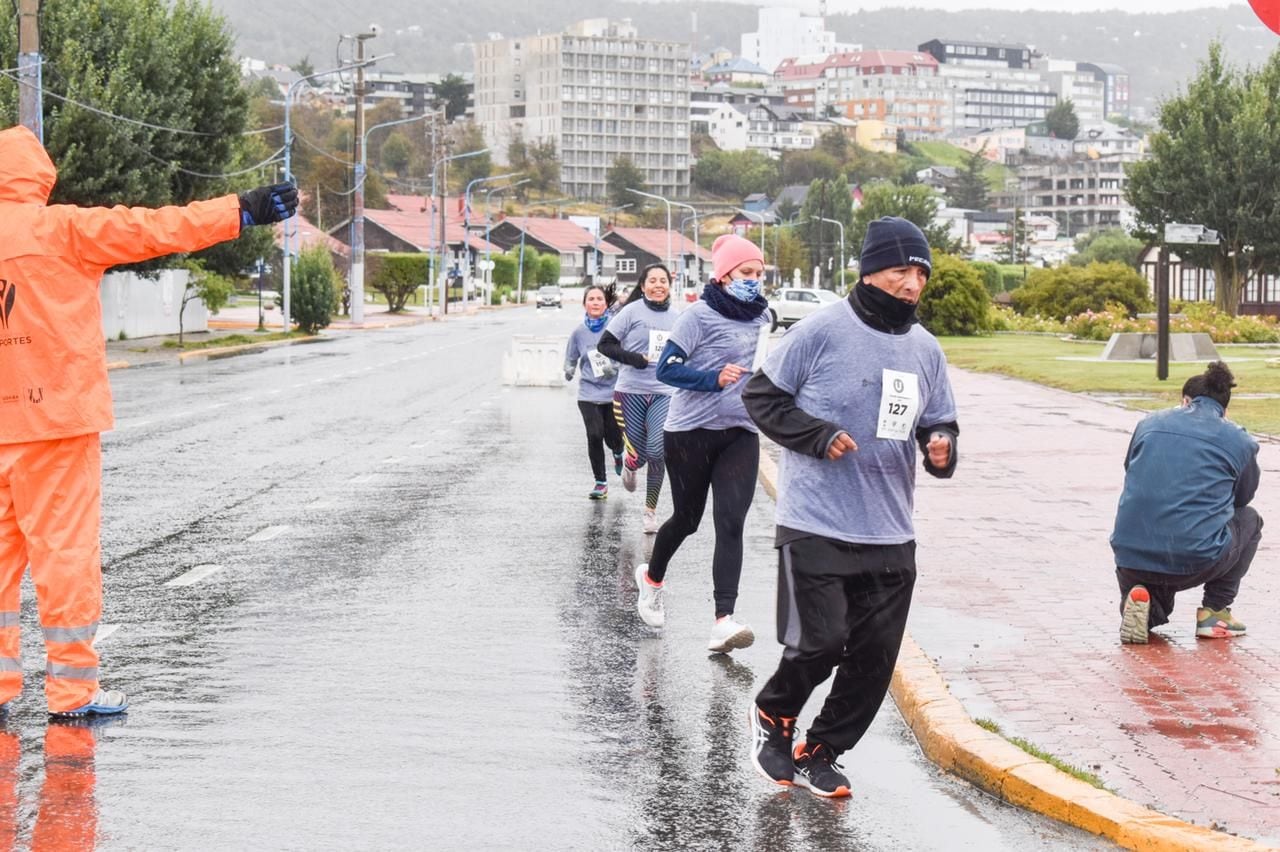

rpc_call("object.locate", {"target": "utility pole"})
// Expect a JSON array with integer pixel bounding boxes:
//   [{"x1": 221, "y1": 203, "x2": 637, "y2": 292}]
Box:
[
  {"x1": 439, "y1": 154, "x2": 449, "y2": 315},
  {"x1": 17, "y1": 0, "x2": 43, "y2": 141},
  {"x1": 350, "y1": 29, "x2": 378, "y2": 325}
]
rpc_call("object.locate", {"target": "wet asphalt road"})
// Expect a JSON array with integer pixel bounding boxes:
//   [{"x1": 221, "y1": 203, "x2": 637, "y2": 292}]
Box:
[{"x1": 2, "y1": 307, "x2": 1112, "y2": 849}]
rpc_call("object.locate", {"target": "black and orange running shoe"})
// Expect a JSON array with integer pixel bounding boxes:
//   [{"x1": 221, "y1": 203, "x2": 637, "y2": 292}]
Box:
[
  {"x1": 749, "y1": 705, "x2": 796, "y2": 786},
  {"x1": 793, "y1": 741, "x2": 851, "y2": 798}
]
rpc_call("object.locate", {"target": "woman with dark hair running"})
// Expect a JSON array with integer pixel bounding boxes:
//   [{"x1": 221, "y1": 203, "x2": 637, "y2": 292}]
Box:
[
  {"x1": 632, "y1": 235, "x2": 770, "y2": 652},
  {"x1": 564, "y1": 285, "x2": 626, "y2": 499},
  {"x1": 598, "y1": 264, "x2": 678, "y2": 534}
]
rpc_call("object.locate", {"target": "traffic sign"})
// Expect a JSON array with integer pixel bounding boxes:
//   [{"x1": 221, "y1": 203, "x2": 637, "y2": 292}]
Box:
[{"x1": 1164, "y1": 223, "x2": 1220, "y2": 246}]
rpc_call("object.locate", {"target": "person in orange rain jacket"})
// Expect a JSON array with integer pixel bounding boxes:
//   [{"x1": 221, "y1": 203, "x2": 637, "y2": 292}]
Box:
[{"x1": 0, "y1": 125, "x2": 297, "y2": 718}]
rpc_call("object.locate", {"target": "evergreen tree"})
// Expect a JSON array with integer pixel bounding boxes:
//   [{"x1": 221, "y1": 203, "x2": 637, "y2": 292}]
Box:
[
  {"x1": 606, "y1": 156, "x2": 646, "y2": 208},
  {"x1": 1045, "y1": 99, "x2": 1080, "y2": 140},
  {"x1": 948, "y1": 147, "x2": 991, "y2": 210}
]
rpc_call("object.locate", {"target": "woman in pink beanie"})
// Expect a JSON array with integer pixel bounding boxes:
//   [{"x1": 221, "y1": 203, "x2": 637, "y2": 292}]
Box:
[{"x1": 633, "y1": 233, "x2": 771, "y2": 654}]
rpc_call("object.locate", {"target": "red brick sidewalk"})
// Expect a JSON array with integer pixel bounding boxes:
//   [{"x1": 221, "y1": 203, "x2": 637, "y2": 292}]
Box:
[{"x1": 908, "y1": 368, "x2": 1280, "y2": 844}]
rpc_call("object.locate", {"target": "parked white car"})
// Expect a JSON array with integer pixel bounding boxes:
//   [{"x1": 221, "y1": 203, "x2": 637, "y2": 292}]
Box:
[{"x1": 766, "y1": 287, "x2": 841, "y2": 332}]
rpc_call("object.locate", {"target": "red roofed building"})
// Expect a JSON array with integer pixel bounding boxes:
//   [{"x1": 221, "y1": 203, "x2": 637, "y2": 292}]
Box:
[
  {"x1": 775, "y1": 50, "x2": 947, "y2": 138},
  {"x1": 275, "y1": 214, "x2": 350, "y2": 280},
  {"x1": 602, "y1": 227, "x2": 712, "y2": 289},
  {"x1": 486, "y1": 217, "x2": 622, "y2": 285},
  {"x1": 326, "y1": 208, "x2": 500, "y2": 277}
]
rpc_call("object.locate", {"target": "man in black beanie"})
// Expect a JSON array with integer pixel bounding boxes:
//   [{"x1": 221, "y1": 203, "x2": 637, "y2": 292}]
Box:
[{"x1": 741, "y1": 216, "x2": 960, "y2": 798}]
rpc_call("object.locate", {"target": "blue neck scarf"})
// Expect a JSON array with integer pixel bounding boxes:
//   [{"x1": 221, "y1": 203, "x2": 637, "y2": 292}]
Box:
[
  {"x1": 703, "y1": 282, "x2": 767, "y2": 322},
  {"x1": 584, "y1": 313, "x2": 607, "y2": 332}
]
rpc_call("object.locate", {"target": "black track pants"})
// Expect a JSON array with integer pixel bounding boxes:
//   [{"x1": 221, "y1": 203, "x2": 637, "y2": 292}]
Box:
[
  {"x1": 577, "y1": 401, "x2": 624, "y2": 483},
  {"x1": 755, "y1": 535, "x2": 916, "y2": 756}
]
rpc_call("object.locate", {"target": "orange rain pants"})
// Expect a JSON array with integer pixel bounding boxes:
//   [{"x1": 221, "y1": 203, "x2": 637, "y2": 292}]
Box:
[
  {"x1": 0, "y1": 723, "x2": 98, "y2": 851},
  {"x1": 0, "y1": 435, "x2": 102, "y2": 713}
]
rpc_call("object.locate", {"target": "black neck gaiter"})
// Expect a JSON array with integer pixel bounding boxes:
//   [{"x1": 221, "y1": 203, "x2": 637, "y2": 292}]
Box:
[{"x1": 851, "y1": 282, "x2": 917, "y2": 334}]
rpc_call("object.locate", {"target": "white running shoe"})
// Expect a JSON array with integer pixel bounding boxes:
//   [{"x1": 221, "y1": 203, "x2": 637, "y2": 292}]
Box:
[
  {"x1": 643, "y1": 508, "x2": 659, "y2": 534},
  {"x1": 622, "y1": 464, "x2": 638, "y2": 492},
  {"x1": 708, "y1": 616, "x2": 755, "y2": 653},
  {"x1": 635, "y1": 563, "x2": 664, "y2": 627}
]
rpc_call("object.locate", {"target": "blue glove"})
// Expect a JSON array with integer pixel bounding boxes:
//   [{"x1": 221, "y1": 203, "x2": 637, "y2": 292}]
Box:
[{"x1": 239, "y1": 182, "x2": 299, "y2": 227}]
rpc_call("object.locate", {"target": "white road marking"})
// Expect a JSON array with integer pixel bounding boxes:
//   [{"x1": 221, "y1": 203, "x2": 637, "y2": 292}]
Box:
[
  {"x1": 306, "y1": 498, "x2": 336, "y2": 510},
  {"x1": 164, "y1": 564, "x2": 225, "y2": 588},
  {"x1": 93, "y1": 624, "x2": 120, "y2": 645},
  {"x1": 381, "y1": 457, "x2": 405, "y2": 465},
  {"x1": 350, "y1": 474, "x2": 376, "y2": 484},
  {"x1": 247, "y1": 525, "x2": 290, "y2": 542}
]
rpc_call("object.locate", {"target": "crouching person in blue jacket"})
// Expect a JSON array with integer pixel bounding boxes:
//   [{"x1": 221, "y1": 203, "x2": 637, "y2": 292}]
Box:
[{"x1": 1113, "y1": 361, "x2": 1262, "y2": 644}]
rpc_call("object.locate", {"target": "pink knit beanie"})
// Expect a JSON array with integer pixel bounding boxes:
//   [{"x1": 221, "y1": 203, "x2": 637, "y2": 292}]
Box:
[{"x1": 711, "y1": 234, "x2": 765, "y2": 282}]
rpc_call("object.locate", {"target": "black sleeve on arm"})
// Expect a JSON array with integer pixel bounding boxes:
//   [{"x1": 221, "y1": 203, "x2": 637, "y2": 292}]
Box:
[
  {"x1": 1235, "y1": 453, "x2": 1260, "y2": 507},
  {"x1": 916, "y1": 421, "x2": 959, "y2": 479},
  {"x1": 743, "y1": 370, "x2": 846, "y2": 460},
  {"x1": 597, "y1": 331, "x2": 647, "y2": 369}
]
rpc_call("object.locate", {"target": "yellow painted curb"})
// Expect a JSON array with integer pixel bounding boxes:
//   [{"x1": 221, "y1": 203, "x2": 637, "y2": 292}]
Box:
[
  {"x1": 177, "y1": 335, "x2": 320, "y2": 361},
  {"x1": 754, "y1": 450, "x2": 1273, "y2": 852}
]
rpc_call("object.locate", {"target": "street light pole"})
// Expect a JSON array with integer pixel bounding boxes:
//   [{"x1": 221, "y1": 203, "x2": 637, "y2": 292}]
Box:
[
  {"x1": 283, "y1": 56, "x2": 389, "y2": 333},
  {"x1": 429, "y1": 147, "x2": 489, "y2": 315},
  {"x1": 484, "y1": 178, "x2": 530, "y2": 303},
  {"x1": 595, "y1": 203, "x2": 632, "y2": 284},
  {"x1": 461, "y1": 172, "x2": 519, "y2": 307},
  {"x1": 349, "y1": 30, "x2": 378, "y2": 324},
  {"x1": 628, "y1": 188, "x2": 673, "y2": 273},
  {"x1": 353, "y1": 111, "x2": 430, "y2": 323},
  {"x1": 16, "y1": 0, "x2": 42, "y2": 141},
  {"x1": 814, "y1": 216, "x2": 845, "y2": 290}
]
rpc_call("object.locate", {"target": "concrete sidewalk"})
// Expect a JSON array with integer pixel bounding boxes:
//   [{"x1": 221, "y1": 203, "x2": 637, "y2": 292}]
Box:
[{"x1": 906, "y1": 369, "x2": 1280, "y2": 844}]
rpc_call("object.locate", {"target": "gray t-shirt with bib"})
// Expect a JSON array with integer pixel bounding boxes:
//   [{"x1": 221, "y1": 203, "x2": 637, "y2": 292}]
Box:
[
  {"x1": 605, "y1": 300, "x2": 678, "y2": 396},
  {"x1": 664, "y1": 301, "x2": 770, "y2": 433},
  {"x1": 564, "y1": 322, "x2": 618, "y2": 404},
  {"x1": 762, "y1": 300, "x2": 957, "y2": 545}
]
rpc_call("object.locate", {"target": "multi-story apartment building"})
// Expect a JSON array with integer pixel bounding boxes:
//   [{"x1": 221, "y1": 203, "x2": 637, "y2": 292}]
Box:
[
  {"x1": 919, "y1": 38, "x2": 1058, "y2": 131},
  {"x1": 1034, "y1": 59, "x2": 1105, "y2": 125},
  {"x1": 690, "y1": 81, "x2": 786, "y2": 136},
  {"x1": 998, "y1": 155, "x2": 1136, "y2": 236},
  {"x1": 1076, "y1": 62, "x2": 1131, "y2": 119},
  {"x1": 473, "y1": 18, "x2": 691, "y2": 200},
  {"x1": 775, "y1": 50, "x2": 947, "y2": 138},
  {"x1": 706, "y1": 103, "x2": 816, "y2": 154},
  {"x1": 740, "y1": 6, "x2": 856, "y2": 75}
]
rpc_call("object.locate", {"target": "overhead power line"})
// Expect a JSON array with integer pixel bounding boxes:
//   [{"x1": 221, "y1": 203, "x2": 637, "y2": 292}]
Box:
[
  {"x1": 140, "y1": 144, "x2": 287, "y2": 179},
  {"x1": 0, "y1": 67, "x2": 283, "y2": 137}
]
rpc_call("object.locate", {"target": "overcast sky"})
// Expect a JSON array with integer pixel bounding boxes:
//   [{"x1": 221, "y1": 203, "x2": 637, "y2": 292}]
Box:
[{"x1": 732, "y1": 0, "x2": 1244, "y2": 12}]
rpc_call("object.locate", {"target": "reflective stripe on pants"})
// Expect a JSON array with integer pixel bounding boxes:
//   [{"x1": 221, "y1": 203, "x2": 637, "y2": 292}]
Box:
[{"x1": 0, "y1": 435, "x2": 103, "y2": 712}]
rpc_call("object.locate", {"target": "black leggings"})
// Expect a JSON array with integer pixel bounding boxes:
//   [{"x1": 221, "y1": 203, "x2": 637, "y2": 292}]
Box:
[
  {"x1": 648, "y1": 427, "x2": 759, "y2": 616},
  {"x1": 577, "y1": 401, "x2": 624, "y2": 482}
]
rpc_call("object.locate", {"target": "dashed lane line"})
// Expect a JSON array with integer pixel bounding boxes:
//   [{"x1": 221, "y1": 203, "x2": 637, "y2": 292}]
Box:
[
  {"x1": 164, "y1": 564, "x2": 225, "y2": 588},
  {"x1": 93, "y1": 624, "x2": 120, "y2": 645},
  {"x1": 246, "y1": 525, "x2": 290, "y2": 542}
]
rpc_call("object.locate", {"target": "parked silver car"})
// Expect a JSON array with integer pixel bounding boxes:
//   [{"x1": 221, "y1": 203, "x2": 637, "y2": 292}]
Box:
[
  {"x1": 536, "y1": 285, "x2": 562, "y2": 309},
  {"x1": 766, "y1": 287, "x2": 841, "y2": 331}
]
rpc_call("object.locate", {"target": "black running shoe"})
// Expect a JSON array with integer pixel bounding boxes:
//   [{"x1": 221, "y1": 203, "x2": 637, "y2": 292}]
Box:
[
  {"x1": 793, "y1": 741, "x2": 851, "y2": 798},
  {"x1": 749, "y1": 705, "x2": 796, "y2": 786}
]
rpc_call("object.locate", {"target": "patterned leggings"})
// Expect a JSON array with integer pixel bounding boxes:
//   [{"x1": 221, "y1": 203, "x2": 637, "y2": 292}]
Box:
[{"x1": 612, "y1": 391, "x2": 671, "y2": 510}]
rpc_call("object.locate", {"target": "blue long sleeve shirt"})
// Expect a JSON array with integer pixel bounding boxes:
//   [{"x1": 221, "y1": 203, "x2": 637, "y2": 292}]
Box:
[{"x1": 1110, "y1": 397, "x2": 1260, "y2": 574}]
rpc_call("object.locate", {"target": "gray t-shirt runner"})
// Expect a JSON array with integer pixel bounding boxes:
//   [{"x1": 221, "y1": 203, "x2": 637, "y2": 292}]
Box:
[
  {"x1": 564, "y1": 322, "x2": 618, "y2": 404},
  {"x1": 605, "y1": 300, "x2": 678, "y2": 396},
  {"x1": 762, "y1": 299, "x2": 957, "y2": 545},
  {"x1": 664, "y1": 301, "x2": 770, "y2": 433}
]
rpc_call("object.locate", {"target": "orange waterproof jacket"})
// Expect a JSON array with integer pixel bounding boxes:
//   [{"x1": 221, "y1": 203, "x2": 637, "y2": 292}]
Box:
[{"x1": 0, "y1": 125, "x2": 241, "y2": 444}]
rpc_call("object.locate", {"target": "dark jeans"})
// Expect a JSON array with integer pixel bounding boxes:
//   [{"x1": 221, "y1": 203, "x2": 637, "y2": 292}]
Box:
[
  {"x1": 1116, "y1": 505, "x2": 1262, "y2": 627},
  {"x1": 648, "y1": 428, "x2": 759, "y2": 617},
  {"x1": 577, "y1": 401, "x2": 624, "y2": 483},
  {"x1": 756, "y1": 535, "x2": 916, "y2": 756}
]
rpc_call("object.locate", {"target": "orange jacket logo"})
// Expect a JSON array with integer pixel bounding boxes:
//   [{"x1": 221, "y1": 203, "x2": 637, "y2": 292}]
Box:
[{"x1": 0, "y1": 280, "x2": 13, "y2": 329}]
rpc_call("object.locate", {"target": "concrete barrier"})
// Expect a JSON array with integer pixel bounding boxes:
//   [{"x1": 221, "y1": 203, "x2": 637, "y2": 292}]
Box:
[
  {"x1": 1100, "y1": 332, "x2": 1220, "y2": 361},
  {"x1": 502, "y1": 335, "x2": 568, "y2": 387}
]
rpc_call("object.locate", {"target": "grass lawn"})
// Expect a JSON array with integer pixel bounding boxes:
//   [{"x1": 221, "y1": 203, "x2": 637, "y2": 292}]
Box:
[
  {"x1": 911, "y1": 140, "x2": 1011, "y2": 191},
  {"x1": 939, "y1": 334, "x2": 1280, "y2": 435},
  {"x1": 160, "y1": 331, "x2": 300, "y2": 351}
]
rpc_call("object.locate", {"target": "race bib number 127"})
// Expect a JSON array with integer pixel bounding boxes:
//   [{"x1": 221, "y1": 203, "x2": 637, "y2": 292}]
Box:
[{"x1": 876, "y1": 369, "x2": 920, "y2": 441}]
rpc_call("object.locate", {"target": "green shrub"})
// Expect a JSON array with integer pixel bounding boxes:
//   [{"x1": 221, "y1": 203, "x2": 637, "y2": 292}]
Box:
[
  {"x1": 492, "y1": 254, "x2": 517, "y2": 288},
  {"x1": 970, "y1": 261, "x2": 1003, "y2": 296},
  {"x1": 367, "y1": 253, "x2": 428, "y2": 313},
  {"x1": 535, "y1": 254, "x2": 560, "y2": 286},
  {"x1": 1010, "y1": 262, "x2": 1153, "y2": 321},
  {"x1": 290, "y1": 246, "x2": 338, "y2": 334},
  {"x1": 1064, "y1": 303, "x2": 1280, "y2": 343},
  {"x1": 918, "y1": 255, "x2": 992, "y2": 336},
  {"x1": 1000, "y1": 271, "x2": 1025, "y2": 293}
]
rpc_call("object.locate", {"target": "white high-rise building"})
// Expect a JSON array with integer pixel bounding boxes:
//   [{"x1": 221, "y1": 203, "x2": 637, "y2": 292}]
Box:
[
  {"x1": 740, "y1": 7, "x2": 856, "y2": 76},
  {"x1": 473, "y1": 19, "x2": 691, "y2": 200}
]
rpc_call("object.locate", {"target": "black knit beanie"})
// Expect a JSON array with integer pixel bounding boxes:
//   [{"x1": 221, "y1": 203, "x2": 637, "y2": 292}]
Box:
[{"x1": 859, "y1": 217, "x2": 932, "y2": 280}]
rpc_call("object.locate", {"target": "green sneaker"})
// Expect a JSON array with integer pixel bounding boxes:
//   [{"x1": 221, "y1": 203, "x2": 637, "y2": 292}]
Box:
[
  {"x1": 1195, "y1": 607, "x2": 1246, "y2": 639},
  {"x1": 1120, "y1": 585, "x2": 1150, "y2": 645}
]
